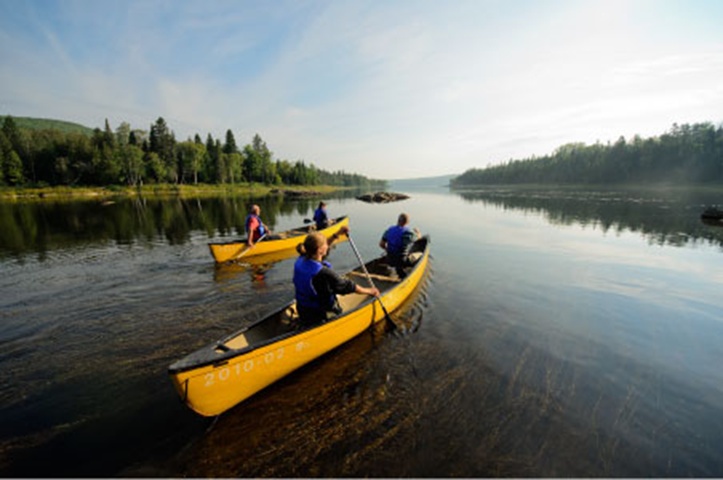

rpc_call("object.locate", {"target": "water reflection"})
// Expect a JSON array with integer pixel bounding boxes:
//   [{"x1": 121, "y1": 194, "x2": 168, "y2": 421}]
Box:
[
  {"x1": 454, "y1": 187, "x2": 723, "y2": 248},
  {"x1": 0, "y1": 190, "x2": 361, "y2": 261},
  {"x1": 212, "y1": 248, "x2": 299, "y2": 284},
  {"x1": 3, "y1": 187, "x2": 721, "y2": 261},
  {"x1": 2, "y1": 187, "x2": 723, "y2": 476}
]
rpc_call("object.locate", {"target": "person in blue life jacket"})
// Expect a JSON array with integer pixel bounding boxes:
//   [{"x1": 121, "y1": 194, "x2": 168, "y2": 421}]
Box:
[
  {"x1": 379, "y1": 212, "x2": 421, "y2": 279},
  {"x1": 293, "y1": 227, "x2": 380, "y2": 328},
  {"x1": 245, "y1": 204, "x2": 271, "y2": 247},
  {"x1": 312, "y1": 201, "x2": 334, "y2": 230}
]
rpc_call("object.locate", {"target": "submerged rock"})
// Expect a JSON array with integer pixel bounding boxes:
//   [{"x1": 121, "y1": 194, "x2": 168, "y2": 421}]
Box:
[{"x1": 356, "y1": 191, "x2": 410, "y2": 203}]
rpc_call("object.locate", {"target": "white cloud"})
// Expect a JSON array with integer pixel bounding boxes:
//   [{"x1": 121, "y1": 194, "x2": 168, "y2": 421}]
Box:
[{"x1": 1, "y1": 0, "x2": 723, "y2": 179}]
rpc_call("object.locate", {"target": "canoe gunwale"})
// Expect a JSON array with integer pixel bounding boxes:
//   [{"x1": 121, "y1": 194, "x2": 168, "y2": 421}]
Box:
[
  {"x1": 168, "y1": 236, "x2": 431, "y2": 375},
  {"x1": 168, "y1": 300, "x2": 297, "y2": 374}
]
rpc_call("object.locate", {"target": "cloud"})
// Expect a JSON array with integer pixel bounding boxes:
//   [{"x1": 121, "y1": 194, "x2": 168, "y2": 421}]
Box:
[{"x1": 1, "y1": 0, "x2": 723, "y2": 179}]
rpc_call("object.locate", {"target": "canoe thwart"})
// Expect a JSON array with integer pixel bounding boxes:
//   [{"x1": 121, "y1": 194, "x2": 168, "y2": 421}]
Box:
[{"x1": 346, "y1": 270, "x2": 400, "y2": 283}]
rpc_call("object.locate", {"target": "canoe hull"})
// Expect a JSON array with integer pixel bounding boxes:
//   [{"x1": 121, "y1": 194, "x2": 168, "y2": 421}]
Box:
[
  {"x1": 169, "y1": 236, "x2": 431, "y2": 417},
  {"x1": 208, "y1": 216, "x2": 349, "y2": 263}
]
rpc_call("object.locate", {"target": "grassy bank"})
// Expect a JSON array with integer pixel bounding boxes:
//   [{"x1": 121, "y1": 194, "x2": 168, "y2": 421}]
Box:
[{"x1": 0, "y1": 183, "x2": 345, "y2": 201}]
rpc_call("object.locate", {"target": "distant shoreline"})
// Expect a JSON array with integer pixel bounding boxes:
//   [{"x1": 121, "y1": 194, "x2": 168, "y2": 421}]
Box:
[{"x1": 0, "y1": 183, "x2": 345, "y2": 201}]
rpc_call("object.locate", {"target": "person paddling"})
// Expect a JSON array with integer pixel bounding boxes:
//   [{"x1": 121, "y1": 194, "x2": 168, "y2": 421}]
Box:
[
  {"x1": 245, "y1": 204, "x2": 270, "y2": 247},
  {"x1": 313, "y1": 201, "x2": 334, "y2": 230},
  {"x1": 379, "y1": 212, "x2": 421, "y2": 279},
  {"x1": 293, "y1": 227, "x2": 379, "y2": 328}
]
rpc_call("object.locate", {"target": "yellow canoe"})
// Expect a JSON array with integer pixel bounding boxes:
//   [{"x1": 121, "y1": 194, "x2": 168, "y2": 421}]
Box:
[
  {"x1": 208, "y1": 216, "x2": 350, "y2": 263},
  {"x1": 169, "y1": 235, "x2": 431, "y2": 417}
]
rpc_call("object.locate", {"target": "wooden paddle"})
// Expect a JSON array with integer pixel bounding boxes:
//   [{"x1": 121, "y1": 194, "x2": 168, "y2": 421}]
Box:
[
  {"x1": 346, "y1": 233, "x2": 396, "y2": 331},
  {"x1": 232, "y1": 233, "x2": 267, "y2": 261}
]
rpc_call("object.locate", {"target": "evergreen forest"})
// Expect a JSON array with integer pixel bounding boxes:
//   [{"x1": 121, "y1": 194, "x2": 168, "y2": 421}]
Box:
[
  {"x1": 451, "y1": 122, "x2": 723, "y2": 187},
  {"x1": 0, "y1": 116, "x2": 386, "y2": 189}
]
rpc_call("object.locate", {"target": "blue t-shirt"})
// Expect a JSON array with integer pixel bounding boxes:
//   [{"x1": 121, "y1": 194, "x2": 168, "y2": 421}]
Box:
[
  {"x1": 382, "y1": 225, "x2": 414, "y2": 257},
  {"x1": 313, "y1": 207, "x2": 328, "y2": 229}
]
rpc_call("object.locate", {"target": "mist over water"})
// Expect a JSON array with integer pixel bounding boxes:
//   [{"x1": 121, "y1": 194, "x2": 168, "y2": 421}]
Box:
[{"x1": 1, "y1": 186, "x2": 722, "y2": 476}]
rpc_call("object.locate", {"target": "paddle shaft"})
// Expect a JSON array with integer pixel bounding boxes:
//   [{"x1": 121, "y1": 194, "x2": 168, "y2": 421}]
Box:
[
  {"x1": 346, "y1": 234, "x2": 395, "y2": 329},
  {"x1": 234, "y1": 233, "x2": 267, "y2": 260}
]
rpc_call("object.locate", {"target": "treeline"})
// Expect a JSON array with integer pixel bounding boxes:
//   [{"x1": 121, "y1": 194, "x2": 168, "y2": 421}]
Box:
[
  {"x1": 451, "y1": 122, "x2": 723, "y2": 187},
  {"x1": 0, "y1": 116, "x2": 386, "y2": 189}
]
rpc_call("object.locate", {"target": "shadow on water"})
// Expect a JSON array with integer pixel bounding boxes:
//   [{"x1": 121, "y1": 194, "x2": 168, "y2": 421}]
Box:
[{"x1": 166, "y1": 262, "x2": 700, "y2": 478}]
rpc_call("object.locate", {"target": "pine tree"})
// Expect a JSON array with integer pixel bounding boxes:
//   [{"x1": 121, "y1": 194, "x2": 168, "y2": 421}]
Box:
[{"x1": 223, "y1": 129, "x2": 238, "y2": 154}]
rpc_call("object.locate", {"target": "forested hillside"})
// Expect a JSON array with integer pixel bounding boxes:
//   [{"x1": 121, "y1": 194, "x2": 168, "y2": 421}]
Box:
[
  {"x1": 451, "y1": 122, "x2": 723, "y2": 187},
  {"x1": 0, "y1": 116, "x2": 94, "y2": 136},
  {"x1": 0, "y1": 115, "x2": 386, "y2": 189}
]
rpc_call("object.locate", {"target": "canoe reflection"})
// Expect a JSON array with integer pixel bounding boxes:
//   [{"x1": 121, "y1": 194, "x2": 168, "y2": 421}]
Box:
[
  {"x1": 213, "y1": 247, "x2": 297, "y2": 283},
  {"x1": 212, "y1": 237, "x2": 350, "y2": 284}
]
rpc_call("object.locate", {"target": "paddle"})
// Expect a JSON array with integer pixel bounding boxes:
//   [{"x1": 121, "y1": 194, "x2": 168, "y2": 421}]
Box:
[
  {"x1": 233, "y1": 233, "x2": 267, "y2": 261},
  {"x1": 304, "y1": 218, "x2": 336, "y2": 227},
  {"x1": 345, "y1": 233, "x2": 396, "y2": 331}
]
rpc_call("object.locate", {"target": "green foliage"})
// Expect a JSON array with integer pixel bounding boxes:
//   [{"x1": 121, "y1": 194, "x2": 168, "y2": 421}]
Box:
[
  {"x1": 452, "y1": 122, "x2": 723, "y2": 187},
  {"x1": 177, "y1": 141, "x2": 206, "y2": 185},
  {"x1": 0, "y1": 115, "x2": 385, "y2": 188},
  {"x1": 116, "y1": 144, "x2": 145, "y2": 186},
  {"x1": 4, "y1": 150, "x2": 24, "y2": 185},
  {"x1": 0, "y1": 115, "x2": 94, "y2": 136},
  {"x1": 223, "y1": 129, "x2": 238, "y2": 155}
]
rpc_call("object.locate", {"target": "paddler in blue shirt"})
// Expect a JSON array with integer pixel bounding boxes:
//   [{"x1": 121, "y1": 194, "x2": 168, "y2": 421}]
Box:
[
  {"x1": 379, "y1": 212, "x2": 420, "y2": 279},
  {"x1": 313, "y1": 201, "x2": 334, "y2": 230}
]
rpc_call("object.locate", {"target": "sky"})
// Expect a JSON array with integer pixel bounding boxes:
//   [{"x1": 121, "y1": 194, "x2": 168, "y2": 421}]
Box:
[{"x1": 1, "y1": 0, "x2": 722, "y2": 180}]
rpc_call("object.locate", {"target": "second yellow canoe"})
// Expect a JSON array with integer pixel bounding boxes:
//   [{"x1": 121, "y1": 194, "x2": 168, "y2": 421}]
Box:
[{"x1": 208, "y1": 216, "x2": 349, "y2": 263}]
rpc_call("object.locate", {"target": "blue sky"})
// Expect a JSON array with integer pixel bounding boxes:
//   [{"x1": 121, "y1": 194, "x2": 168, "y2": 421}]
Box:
[{"x1": 1, "y1": 0, "x2": 722, "y2": 179}]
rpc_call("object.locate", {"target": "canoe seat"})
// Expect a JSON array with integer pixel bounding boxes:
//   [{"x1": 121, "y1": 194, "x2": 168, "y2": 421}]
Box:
[
  {"x1": 408, "y1": 251, "x2": 423, "y2": 264},
  {"x1": 223, "y1": 334, "x2": 249, "y2": 350},
  {"x1": 338, "y1": 292, "x2": 369, "y2": 311}
]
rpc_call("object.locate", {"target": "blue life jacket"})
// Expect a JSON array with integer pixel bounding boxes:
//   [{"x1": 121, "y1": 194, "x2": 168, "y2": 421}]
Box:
[
  {"x1": 313, "y1": 207, "x2": 327, "y2": 229},
  {"x1": 245, "y1": 214, "x2": 266, "y2": 239},
  {"x1": 293, "y1": 257, "x2": 334, "y2": 310},
  {"x1": 384, "y1": 225, "x2": 412, "y2": 257}
]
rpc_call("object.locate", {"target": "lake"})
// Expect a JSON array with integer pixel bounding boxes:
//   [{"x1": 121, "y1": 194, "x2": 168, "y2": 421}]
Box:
[{"x1": 1, "y1": 185, "x2": 723, "y2": 477}]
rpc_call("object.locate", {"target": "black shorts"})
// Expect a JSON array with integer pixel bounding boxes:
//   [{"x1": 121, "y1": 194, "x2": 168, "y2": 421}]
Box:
[{"x1": 296, "y1": 303, "x2": 341, "y2": 328}]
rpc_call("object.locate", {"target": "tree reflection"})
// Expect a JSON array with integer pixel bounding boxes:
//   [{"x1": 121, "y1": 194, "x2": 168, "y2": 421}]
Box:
[
  {"x1": 0, "y1": 190, "x2": 360, "y2": 260},
  {"x1": 455, "y1": 187, "x2": 723, "y2": 249}
]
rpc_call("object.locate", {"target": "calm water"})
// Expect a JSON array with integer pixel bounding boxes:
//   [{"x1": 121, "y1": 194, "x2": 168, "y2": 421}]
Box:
[{"x1": 1, "y1": 186, "x2": 723, "y2": 477}]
